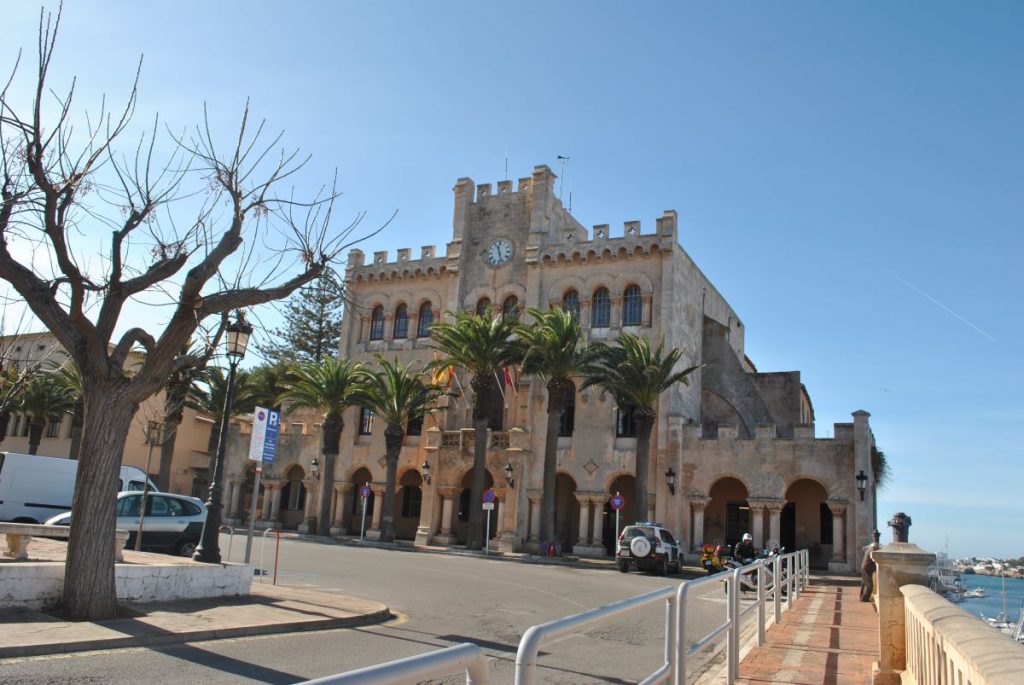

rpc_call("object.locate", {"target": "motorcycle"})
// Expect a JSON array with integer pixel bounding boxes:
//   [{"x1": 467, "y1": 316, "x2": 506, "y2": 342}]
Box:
[{"x1": 700, "y1": 544, "x2": 724, "y2": 575}]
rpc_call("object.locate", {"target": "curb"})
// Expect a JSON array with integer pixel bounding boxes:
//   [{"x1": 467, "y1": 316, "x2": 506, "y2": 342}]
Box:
[{"x1": 0, "y1": 606, "x2": 394, "y2": 659}]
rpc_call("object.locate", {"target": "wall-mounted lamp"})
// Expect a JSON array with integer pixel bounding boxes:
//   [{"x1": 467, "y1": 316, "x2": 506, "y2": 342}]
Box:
[
  {"x1": 665, "y1": 467, "x2": 676, "y2": 496},
  {"x1": 504, "y1": 461, "x2": 515, "y2": 489},
  {"x1": 855, "y1": 470, "x2": 867, "y2": 501},
  {"x1": 310, "y1": 457, "x2": 321, "y2": 480},
  {"x1": 421, "y1": 460, "x2": 432, "y2": 485}
]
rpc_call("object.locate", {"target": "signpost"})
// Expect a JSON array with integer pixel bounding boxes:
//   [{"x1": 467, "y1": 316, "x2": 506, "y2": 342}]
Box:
[
  {"x1": 609, "y1": 492, "x2": 625, "y2": 543},
  {"x1": 359, "y1": 484, "x2": 372, "y2": 541},
  {"x1": 483, "y1": 488, "x2": 496, "y2": 554},
  {"x1": 244, "y1": 407, "x2": 280, "y2": 564}
]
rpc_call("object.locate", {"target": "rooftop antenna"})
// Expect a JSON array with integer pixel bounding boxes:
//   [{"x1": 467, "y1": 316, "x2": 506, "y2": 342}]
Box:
[
  {"x1": 556, "y1": 155, "x2": 570, "y2": 200},
  {"x1": 504, "y1": 144, "x2": 509, "y2": 181}
]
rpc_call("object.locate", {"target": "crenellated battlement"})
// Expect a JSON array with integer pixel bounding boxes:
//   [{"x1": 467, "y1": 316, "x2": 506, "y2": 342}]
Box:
[
  {"x1": 346, "y1": 244, "x2": 448, "y2": 270},
  {"x1": 676, "y1": 422, "x2": 854, "y2": 444}
]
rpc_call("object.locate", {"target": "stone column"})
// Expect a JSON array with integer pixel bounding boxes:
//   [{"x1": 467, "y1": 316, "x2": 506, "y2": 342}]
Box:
[
  {"x1": 871, "y1": 514, "x2": 935, "y2": 685},
  {"x1": 332, "y1": 483, "x2": 352, "y2": 534},
  {"x1": 688, "y1": 495, "x2": 709, "y2": 552},
  {"x1": 270, "y1": 481, "x2": 283, "y2": 522},
  {"x1": 228, "y1": 478, "x2": 243, "y2": 520},
  {"x1": 747, "y1": 499, "x2": 769, "y2": 549},
  {"x1": 528, "y1": 491, "x2": 542, "y2": 547},
  {"x1": 433, "y1": 486, "x2": 459, "y2": 545},
  {"x1": 366, "y1": 484, "x2": 385, "y2": 540},
  {"x1": 588, "y1": 496, "x2": 605, "y2": 547},
  {"x1": 646, "y1": 494, "x2": 655, "y2": 524},
  {"x1": 576, "y1": 495, "x2": 591, "y2": 547},
  {"x1": 261, "y1": 482, "x2": 273, "y2": 520},
  {"x1": 298, "y1": 478, "x2": 318, "y2": 533},
  {"x1": 828, "y1": 500, "x2": 849, "y2": 570},
  {"x1": 767, "y1": 500, "x2": 785, "y2": 546}
]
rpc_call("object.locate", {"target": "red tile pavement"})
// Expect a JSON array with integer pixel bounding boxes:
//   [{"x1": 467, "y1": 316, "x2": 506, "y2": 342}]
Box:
[{"x1": 735, "y1": 577, "x2": 879, "y2": 685}]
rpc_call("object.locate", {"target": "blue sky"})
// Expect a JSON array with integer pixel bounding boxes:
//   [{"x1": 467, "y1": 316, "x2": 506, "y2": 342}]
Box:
[{"x1": 4, "y1": 2, "x2": 1021, "y2": 557}]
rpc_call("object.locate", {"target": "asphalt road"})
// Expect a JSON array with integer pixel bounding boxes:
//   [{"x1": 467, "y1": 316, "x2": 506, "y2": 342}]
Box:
[{"x1": 1, "y1": 536, "x2": 741, "y2": 684}]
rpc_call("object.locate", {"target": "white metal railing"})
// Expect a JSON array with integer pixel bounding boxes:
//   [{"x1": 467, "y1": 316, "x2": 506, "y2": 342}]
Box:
[
  {"x1": 296, "y1": 643, "x2": 490, "y2": 684},
  {"x1": 902, "y1": 584, "x2": 1024, "y2": 685},
  {"x1": 307, "y1": 549, "x2": 810, "y2": 685}
]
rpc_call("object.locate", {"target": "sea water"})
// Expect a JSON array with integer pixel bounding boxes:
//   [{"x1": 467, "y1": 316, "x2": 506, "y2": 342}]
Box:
[{"x1": 959, "y1": 573, "x2": 1024, "y2": 623}]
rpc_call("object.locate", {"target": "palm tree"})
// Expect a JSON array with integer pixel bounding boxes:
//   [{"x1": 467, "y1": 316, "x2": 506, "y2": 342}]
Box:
[
  {"x1": 0, "y1": 366, "x2": 22, "y2": 450},
  {"x1": 249, "y1": 362, "x2": 294, "y2": 412},
  {"x1": 278, "y1": 357, "x2": 365, "y2": 536},
  {"x1": 353, "y1": 358, "x2": 448, "y2": 542},
  {"x1": 583, "y1": 334, "x2": 700, "y2": 520},
  {"x1": 517, "y1": 307, "x2": 594, "y2": 551},
  {"x1": 17, "y1": 372, "x2": 76, "y2": 454},
  {"x1": 187, "y1": 366, "x2": 257, "y2": 463},
  {"x1": 429, "y1": 310, "x2": 522, "y2": 549},
  {"x1": 56, "y1": 363, "x2": 84, "y2": 460}
]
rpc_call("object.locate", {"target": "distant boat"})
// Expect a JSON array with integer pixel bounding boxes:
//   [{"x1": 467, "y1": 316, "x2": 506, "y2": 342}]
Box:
[
  {"x1": 963, "y1": 587, "x2": 987, "y2": 599},
  {"x1": 979, "y1": 574, "x2": 1018, "y2": 636}
]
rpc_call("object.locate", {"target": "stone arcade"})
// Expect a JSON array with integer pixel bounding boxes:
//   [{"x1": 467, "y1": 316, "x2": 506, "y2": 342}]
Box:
[{"x1": 222, "y1": 165, "x2": 877, "y2": 571}]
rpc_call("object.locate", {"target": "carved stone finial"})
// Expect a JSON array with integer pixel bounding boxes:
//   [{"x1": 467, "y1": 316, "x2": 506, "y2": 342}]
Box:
[{"x1": 888, "y1": 512, "x2": 911, "y2": 543}]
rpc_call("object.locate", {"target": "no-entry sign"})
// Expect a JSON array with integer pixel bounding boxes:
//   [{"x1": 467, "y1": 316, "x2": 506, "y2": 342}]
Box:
[
  {"x1": 483, "y1": 488, "x2": 496, "y2": 503},
  {"x1": 359, "y1": 485, "x2": 372, "y2": 499},
  {"x1": 609, "y1": 494, "x2": 625, "y2": 510}
]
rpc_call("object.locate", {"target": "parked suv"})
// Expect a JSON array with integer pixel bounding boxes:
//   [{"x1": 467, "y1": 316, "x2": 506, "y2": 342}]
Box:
[
  {"x1": 45, "y1": 491, "x2": 206, "y2": 557},
  {"x1": 616, "y1": 522, "x2": 681, "y2": 575}
]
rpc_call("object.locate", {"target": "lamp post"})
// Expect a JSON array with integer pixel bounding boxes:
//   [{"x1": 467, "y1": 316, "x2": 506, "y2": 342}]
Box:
[
  {"x1": 665, "y1": 467, "x2": 676, "y2": 496},
  {"x1": 193, "y1": 312, "x2": 253, "y2": 563},
  {"x1": 310, "y1": 458, "x2": 320, "y2": 480},
  {"x1": 855, "y1": 470, "x2": 868, "y2": 501},
  {"x1": 421, "y1": 460, "x2": 431, "y2": 485},
  {"x1": 503, "y1": 461, "x2": 514, "y2": 489}
]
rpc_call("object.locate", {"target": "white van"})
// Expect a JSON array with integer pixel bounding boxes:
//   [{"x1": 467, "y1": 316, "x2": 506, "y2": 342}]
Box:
[{"x1": 0, "y1": 452, "x2": 158, "y2": 523}]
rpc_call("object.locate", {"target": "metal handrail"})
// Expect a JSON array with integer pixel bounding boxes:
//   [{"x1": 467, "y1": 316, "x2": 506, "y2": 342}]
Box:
[
  {"x1": 259, "y1": 528, "x2": 280, "y2": 584},
  {"x1": 515, "y1": 585, "x2": 678, "y2": 685},
  {"x1": 297, "y1": 642, "x2": 490, "y2": 685},
  {"x1": 218, "y1": 525, "x2": 234, "y2": 560}
]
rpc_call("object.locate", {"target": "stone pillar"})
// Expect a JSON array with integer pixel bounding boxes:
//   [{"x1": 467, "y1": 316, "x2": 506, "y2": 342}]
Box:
[
  {"x1": 588, "y1": 496, "x2": 605, "y2": 547},
  {"x1": 414, "y1": 483, "x2": 435, "y2": 546},
  {"x1": 528, "y1": 491, "x2": 542, "y2": 547},
  {"x1": 828, "y1": 500, "x2": 849, "y2": 571},
  {"x1": 228, "y1": 479, "x2": 242, "y2": 520},
  {"x1": 646, "y1": 494, "x2": 655, "y2": 524},
  {"x1": 871, "y1": 514, "x2": 935, "y2": 685},
  {"x1": 261, "y1": 483, "x2": 273, "y2": 520},
  {"x1": 767, "y1": 500, "x2": 785, "y2": 547},
  {"x1": 298, "y1": 479, "x2": 318, "y2": 533},
  {"x1": 748, "y1": 499, "x2": 769, "y2": 550},
  {"x1": 433, "y1": 486, "x2": 459, "y2": 545},
  {"x1": 332, "y1": 483, "x2": 352, "y2": 534},
  {"x1": 270, "y1": 482, "x2": 283, "y2": 522},
  {"x1": 688, "y1": 495, "x2": 709, "y2": 552},
  {"x1": 366, "y1": 485, "x2": 385, "y2": 540},
  {"x1": 496, "y1": 487, "x2": 516, "y2": 552}
]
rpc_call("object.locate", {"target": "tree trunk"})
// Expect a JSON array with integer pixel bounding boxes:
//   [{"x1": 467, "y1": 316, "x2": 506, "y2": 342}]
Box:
[
  {"x1": 62, "y1": 382, "x2": 137, "y2": 620},
  {"x1": 378, "y1": 423, "x2": 404, "y2": 542},
  {"x1": 28, "y1": 419, "x2": 44, "y2": 454},
  {"x1": 317, "y1": 413, "x2": 343, "y2": 536},
  {"x1": 466, "y1": 375, "x2": 494, "y2": 550},
  {"x1": 540, "y1": 379, "x2": 568, "y2": 548},
  {"x1": 157, "y1": 407, "x2": 184, "y2": 491},
  {"x1": 68, "y1": 399, "x2": 84, "y2": 460},
  {"x1": 633, "y1": 407, "x2": 657, "y2": 522}
]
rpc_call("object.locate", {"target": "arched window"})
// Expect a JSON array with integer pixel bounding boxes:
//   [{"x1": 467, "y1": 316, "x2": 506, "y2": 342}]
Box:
[
  {"x1": 417, "y1": 302, "x2": 433, "y2": 337},
  {"x1": 558, "y1": 381, "x2": 576, "y2": 437},
  {"x1": 359, "y1": 407, "x2": 375, "y2": 435},
  {"x1": 622, "y1": 285, "x2": 642, "y2": 326},
  {"x1": 476, "y1": 297, "x2": 491, "y2": 316},
  {"x1": 616, "y1": 404, "x2": 638, "y2": 437},
  {"x1": 502, "y1": 295, "x2": 519, "y2": 321},
  {"x1": 401, "y1": 485, "x2": 422, "y2": 518},
  {"x1": 369, "y1": 305, "x2": 384, "y2": 340},
  {"x1": 562, "y1": 289, "x2": 580, "y2": 321},
  {"x1": 393, "y1": 303, "x2": 408, "y2": 339},
  {"x1": 591, "y1": 287, "x2": 610, "y2": 328}
]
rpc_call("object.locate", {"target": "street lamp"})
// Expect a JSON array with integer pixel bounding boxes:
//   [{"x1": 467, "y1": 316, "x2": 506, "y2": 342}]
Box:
[
  {"x1": 421, "y1": 460, "x2": 431, "y2": 484},
  {"x1": 504, "y1": 461, "x2": 514, "y2": 488},
  {"x1": 664, "y1": 467, "x2": 676, "y2": 496},
  {"x1": 855, "y1": 470, "x2": 868, "y2": 501},
  {"x1": 310, "y1": 458, "x2": 320, "y2": 480},
  {"x1": 193, "y1": 311, "x2": 253, "y2": 563}
]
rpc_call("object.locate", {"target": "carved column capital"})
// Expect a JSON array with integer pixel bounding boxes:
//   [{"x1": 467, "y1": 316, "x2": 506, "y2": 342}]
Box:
[
  {"x1": 827, "y1": 499, "x2": 849, "y2": 516},
  {"x1": 688, "y1": 494, "x2": 710, "y2": 511}
]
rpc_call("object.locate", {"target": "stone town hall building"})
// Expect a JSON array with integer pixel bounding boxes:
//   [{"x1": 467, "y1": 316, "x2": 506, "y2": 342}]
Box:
[{"x1": 223, "y1": 164, "x2": 877, "y2": 572}]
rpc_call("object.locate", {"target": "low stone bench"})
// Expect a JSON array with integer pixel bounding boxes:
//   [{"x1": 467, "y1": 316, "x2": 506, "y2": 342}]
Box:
[{"x1": 0, "y1": 523, "x2": 130, "y2": 562}]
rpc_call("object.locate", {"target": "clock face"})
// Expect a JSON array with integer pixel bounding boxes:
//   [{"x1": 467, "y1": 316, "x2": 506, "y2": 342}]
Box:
[{"x1": 486, "y1": 238, "x2": 514, "y2": 267}]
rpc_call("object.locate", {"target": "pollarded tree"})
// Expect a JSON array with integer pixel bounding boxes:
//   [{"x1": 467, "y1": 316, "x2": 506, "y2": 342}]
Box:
[
  {"x1": 353, "y1": 358, "x2": 448, "y2": 542},
  {"x1": 256, "y1": 271, "x2": 345, "y2": 366},
  {"x1": 429, "y1": 311, "x2": 522, "y2": 550},
  {"x1": 517, "y1": 307, "x2": 594, "y2": 551},
  {"x1": 0, "y1": 11, "x2": 375, "y2": 619},
  {"x1": 278, "y1": 358, "x2": 365, "y2": 536},
  {"x1": 583, "y1": 334, "x2": 700, "y2": 521},
  {"x1": 17, "y1": 370, "x2": 75, "y2": 455}
]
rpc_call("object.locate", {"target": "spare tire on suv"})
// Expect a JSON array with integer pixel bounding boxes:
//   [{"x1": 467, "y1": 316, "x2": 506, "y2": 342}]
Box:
[{"x1": 616, "y1": 522, "x2": 681, "y2": 575}]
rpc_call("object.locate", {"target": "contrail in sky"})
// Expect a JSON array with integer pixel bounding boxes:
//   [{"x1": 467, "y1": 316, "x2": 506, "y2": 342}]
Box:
[{"x1": 886, "y1": 270, "x2": 997, "y2": 343}]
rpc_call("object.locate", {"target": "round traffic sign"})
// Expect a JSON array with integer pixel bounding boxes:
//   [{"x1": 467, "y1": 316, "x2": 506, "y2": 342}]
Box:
[
  {"x1": 483, "y1": 488, "x2": 496, "y2": 503},
  {"x1": 609, "y1": 494, "x2": 625, "y2": 510},
  {"x1": 359, "y1": 485, "x2": 372, "y2": 499}
]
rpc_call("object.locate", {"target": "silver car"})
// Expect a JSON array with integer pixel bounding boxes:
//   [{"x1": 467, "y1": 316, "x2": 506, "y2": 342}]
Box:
[{"x1": 45, "y1": 491, "x2": 207, "y2": 557}]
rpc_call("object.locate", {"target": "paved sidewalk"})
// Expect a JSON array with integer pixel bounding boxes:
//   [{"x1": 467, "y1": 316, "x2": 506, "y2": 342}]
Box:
[
  {"x1": 0, "y1": 583, "x2": 391, "y2": 659},
  {"x1": 734, "y1": 577, "x2": 879, "y2": 684}
]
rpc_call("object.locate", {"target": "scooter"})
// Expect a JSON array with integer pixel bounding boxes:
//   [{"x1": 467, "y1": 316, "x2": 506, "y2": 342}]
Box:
[{"x1": 700, "y1": 544, "x2": 724, "y2": 575}]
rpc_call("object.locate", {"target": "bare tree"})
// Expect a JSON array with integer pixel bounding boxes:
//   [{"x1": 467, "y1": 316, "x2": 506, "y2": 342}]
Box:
[{"x1": 0, "y1": 9, "x2": 382, "y2": 619}]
